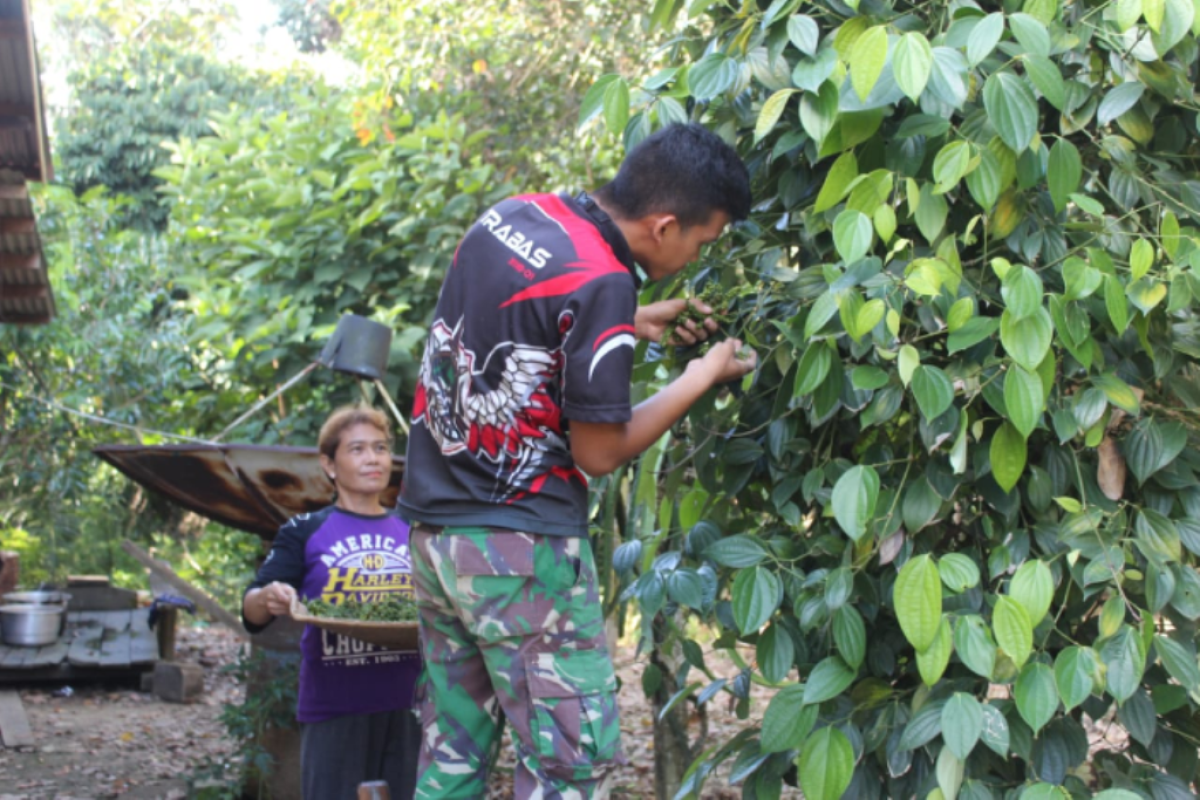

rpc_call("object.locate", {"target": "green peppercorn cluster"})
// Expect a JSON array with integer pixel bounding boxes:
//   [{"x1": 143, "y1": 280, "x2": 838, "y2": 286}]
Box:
[
  {"x1": 663, "y1": 282, "x2": 730, "y2": 348},
  {"x1": 305, "y1": 594, "x2": 419, "y2": 622},
  {"x1": 662, "y1": 282, "x2": 765, "y2": 369}
]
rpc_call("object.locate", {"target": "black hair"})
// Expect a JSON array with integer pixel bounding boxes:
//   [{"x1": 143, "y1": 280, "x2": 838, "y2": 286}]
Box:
[{"x1": 593, "y1": 123, "x2": 751, "y2": 228}]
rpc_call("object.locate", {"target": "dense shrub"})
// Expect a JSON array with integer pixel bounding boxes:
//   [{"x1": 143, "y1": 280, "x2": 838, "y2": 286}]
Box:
[{"x1": 595, "y1": 1, "x2": 1200, "y2": 797}]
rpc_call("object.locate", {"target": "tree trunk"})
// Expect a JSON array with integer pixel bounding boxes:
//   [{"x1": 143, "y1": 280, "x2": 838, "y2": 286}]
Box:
[{"x1": 649, "y1": 617, "x2": 706, "y2": 800}]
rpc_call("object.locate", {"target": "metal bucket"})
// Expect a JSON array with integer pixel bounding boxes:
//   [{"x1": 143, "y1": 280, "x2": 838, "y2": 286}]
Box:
[
  {"x1": 317, "y1": 314, "x2": 393, "y2": 379},
  {"x1": 0, "y1": 603, "x2": 64, "y2": 646}
]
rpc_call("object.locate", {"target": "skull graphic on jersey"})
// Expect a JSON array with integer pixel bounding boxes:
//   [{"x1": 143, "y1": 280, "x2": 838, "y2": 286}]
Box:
[{"x1": 412, "y1": 317, "x2": 570, "y2": 500}]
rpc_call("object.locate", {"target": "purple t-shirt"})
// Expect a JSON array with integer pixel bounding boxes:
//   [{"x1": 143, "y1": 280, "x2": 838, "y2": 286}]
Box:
[{"x1": 244, "y1": 506, "x2": 421, "y2": 723}]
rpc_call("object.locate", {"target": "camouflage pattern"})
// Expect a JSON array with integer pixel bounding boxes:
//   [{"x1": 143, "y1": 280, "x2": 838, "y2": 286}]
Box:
[{"x1": 411, "y1": 524, "x2": 623, "y2": 800}]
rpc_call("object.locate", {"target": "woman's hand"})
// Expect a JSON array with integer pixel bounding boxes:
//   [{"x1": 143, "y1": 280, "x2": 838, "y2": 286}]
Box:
[
  {"x1": 260, "y1": 581, "x2": 297, "y2": 616},
  {"x1": 635, "y1": 298, "x2": 719, "y2": 345},
  {"x1": 243, "y1": 581, "x2": 298, "y2": 626}
]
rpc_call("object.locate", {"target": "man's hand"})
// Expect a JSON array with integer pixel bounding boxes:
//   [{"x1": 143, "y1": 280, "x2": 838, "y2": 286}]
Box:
[
  {"x1": 635, "y1": 298, "x2": 720, "y2": 345},
  {"x1": 690, "y1": 338, "x2": 757, "y2": 384},
  {"x1": 570, "y1": 337, "x2": 758, "y2": 476}
]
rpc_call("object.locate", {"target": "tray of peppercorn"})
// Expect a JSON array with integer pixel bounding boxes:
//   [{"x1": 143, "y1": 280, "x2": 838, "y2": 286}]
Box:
[{"x1": 291, "y1": 595, "x2": 420, "y2": 650}]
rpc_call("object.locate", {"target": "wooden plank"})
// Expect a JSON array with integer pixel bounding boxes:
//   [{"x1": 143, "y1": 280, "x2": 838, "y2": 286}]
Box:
[
  {"x1": 66, "y1": 611, "x2": 143, "y2": 667},
  {"x1": 0, "y1": 639, "x2": 66, "y2": 670},
  {"x1": 26, "y1": 639, "x2": 69, "y2": 668},
  {"x1": 0, "y1": 610, "x2": 156, "y2": 673},
  {"x1": 121, "y1": 540, "x2": 247, "y2": 638},
  {"x1": 72, "y1": 610, "x2": 108, "y2": 626},
  {"x1": 98, "y1": 628, "x2": 131, "y2": 666},
  {"x1": 0, "y1": 690, "x2": 33, "y2": 748},
  {"x1": 0, "y1": 19, "x2": 25, "y2": 41},
  {"x1": 0, "y1": 107, "x2": 34, "y2": 122},
  {"x1": 129, "y1": 609, "x2": 159, "y2": 664},
  {"x1": 0, "y1": 644, "x2": 31, "y2": 668},
  {"x1": 94, "y1": 610, "x2": 132, "y2": 631},
  {"x1": 130, "y1": 628, "x2": 159, "y2": 663},
  {"x1": 0, "y1": 183, "x2": 29, "y2": 200},
  {"x1": 0, "y1": 284, "x2": 46, "y2": 299},
  {"x1": 0, "y1": 218, "x2": 35, "y2": 235},
  {"x1": 0, "y1": 253, "x2": 41, "y2": 272},
  {"x1": 66, "y1": 622, "x2": 105, "y2": 666},
  {"x1": 0, "y1": 310, "x2": 51, "y2": 325},
  {"x1": 96, "y1": 611, "x2": 132, "y2": 666},
  {"x1": 66, "y1": 575, "x2": 110, "y2": 587},
  {"x1": 0, "y1": 663, "x2": 152, "y2": 684}
]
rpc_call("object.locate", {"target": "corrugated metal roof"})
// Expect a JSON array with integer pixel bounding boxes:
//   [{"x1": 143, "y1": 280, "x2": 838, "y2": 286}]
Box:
[
  {"x1": 94, "y1": 444, "x2": 407, "y2": 538},
  {"x1": 0, "y1": 0, "x2": 52, "y2": 325},
  {"x1": 0, "y1": 175, "x2": 50, "y2": 324},
  {"x1": 0, "y1": 0, "x2": 49, "y2": 182}
]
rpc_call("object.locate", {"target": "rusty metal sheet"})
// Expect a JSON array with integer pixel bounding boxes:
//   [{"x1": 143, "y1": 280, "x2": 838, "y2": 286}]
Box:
[{"x1": 92, "y1": 444, "x2": 405, "y2": 539}]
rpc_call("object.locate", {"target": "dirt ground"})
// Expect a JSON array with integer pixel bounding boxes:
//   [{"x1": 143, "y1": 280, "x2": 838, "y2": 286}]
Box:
[
  {"x1": 0, "y1": 624, "x2": 798, "y2": 800},
  {"x1": 0, "y1": 626, "x2": 241, "y2": 800}
]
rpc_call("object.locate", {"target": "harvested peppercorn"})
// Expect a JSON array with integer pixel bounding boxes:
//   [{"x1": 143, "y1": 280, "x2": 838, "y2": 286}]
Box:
[{"x1": 305, "y1": 594, "x2": 419, "y2": 622}]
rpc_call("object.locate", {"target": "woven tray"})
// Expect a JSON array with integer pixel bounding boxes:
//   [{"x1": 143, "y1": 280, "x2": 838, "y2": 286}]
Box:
[{"x1": 290, "y1": 598, "x2": 419, "y2": 650}]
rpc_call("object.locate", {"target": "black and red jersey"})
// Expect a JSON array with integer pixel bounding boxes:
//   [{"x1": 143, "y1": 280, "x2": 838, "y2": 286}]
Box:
[{"x1": 398, "y1": 193, "x2": 640, "y2": 537}]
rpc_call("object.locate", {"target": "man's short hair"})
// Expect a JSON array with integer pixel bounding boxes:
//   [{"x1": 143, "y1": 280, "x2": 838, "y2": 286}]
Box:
[{"x1": 596, "y1": 123, "x2": 751, "y2": 228}]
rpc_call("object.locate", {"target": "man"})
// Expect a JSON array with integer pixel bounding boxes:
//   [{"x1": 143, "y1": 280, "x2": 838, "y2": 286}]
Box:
[{"x1": 400, "y1": 123, "x2": 754, "y2": 799}]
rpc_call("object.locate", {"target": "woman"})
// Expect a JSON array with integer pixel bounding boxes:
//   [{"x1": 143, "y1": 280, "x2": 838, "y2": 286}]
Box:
[{"x1": 242, "y1": 404, "x2": 420, "y2": 800}]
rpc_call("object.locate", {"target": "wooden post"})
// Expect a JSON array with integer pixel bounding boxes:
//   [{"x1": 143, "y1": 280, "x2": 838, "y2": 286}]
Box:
[
  {"x1": 156, "y1": 605, "x2": 178, "y2": 660},
  {"x1": 357, "y1": 782, "x2": 391, "y2": 800},
  {"x1": 0, "y1": 550, "x2": 18, "y2": 597},
  {"x1": 120, "y1": 540, "x2": 248, "y2": 639}
]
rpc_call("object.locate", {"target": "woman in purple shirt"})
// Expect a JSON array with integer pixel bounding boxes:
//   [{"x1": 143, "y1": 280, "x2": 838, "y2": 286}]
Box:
[{"x1": 242, "y1": 405, "x2": 420, "y2": 800}]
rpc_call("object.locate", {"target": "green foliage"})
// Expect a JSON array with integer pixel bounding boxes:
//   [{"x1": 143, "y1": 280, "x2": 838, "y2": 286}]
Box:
[
  {"x1": 600, "y1": 0, "x2": 1200, "y2": 796},
  {"x1": 0, "y1": 186, "x2": 202, "y2": 581},
  {"x1": 331, "y1": 0, "x2": 649, "y2": 184},
  {"x1": 43, "y1": 0, "x2": 239, "y2": 71},
  {"x1": 56, "y1": 44, "x2": 289, "y2": 232},
  {"x1": 157, "y1": 91, "x2": 517, "y2": 434},
  {"x1": 272, "y1": 0, "x2": 341, "y2": 53},
  {"x1": 16, "y1": 0, "x2": 645, "y2": 607},
  {"x1": 148, "y1": 528, "x2": 262, "y2": 614},
  {"x1": 0, "y1": 186, "x2": 262, "y2": 595},
  {"x1": 0, "y1": 528, "x2": 49, "y2": 586},
  {"x1": 199, "y1": 648, "x2": 300, "y2": 798}
]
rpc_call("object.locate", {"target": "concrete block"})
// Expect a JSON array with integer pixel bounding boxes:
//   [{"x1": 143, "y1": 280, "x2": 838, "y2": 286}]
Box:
[{"x1": 153, "y1": 661, "x2": 204, "y2": 703}]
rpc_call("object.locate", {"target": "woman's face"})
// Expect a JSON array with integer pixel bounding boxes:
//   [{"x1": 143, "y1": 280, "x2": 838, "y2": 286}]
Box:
[{"x1": 323, "y1": 422, "x2": 392, "y2": 498}]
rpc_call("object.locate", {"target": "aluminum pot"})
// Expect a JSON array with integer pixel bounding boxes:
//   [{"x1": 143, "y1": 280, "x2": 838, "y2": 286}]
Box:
[
  {"x1": 3, "y1": 590, "x2": 70, "y2": 606},
  {"x1": 0, "y1": 604, "x2": 64, "y2": 646}
]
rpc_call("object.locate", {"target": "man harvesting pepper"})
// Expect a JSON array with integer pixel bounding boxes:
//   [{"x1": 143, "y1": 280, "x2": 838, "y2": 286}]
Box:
[{"x1": 400, "y1": 123, "x2": 755, "y2": 799}]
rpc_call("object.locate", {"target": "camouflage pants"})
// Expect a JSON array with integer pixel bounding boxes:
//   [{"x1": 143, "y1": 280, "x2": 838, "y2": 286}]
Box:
[{"x1": 410, "y1": 525, "x2": 623, "y2": 800}]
